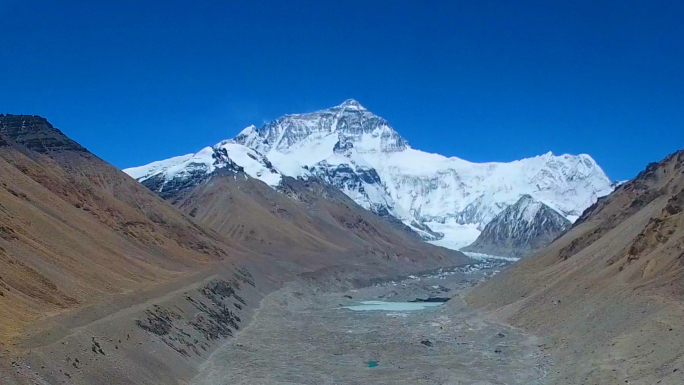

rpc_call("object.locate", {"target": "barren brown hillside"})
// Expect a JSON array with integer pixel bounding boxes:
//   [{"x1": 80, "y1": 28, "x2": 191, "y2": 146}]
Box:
[
  {"x1": 166, "y1": 168, "x2": 467, "y2": 275},
  {"x1": 469, "y1": 149, "x2": 684, "y2": 384},
  {"x1": 0, "y1": 115, "x2": 245, "y2": 341}
]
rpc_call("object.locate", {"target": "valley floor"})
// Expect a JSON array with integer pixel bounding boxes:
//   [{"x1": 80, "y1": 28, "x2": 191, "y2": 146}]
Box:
[{"x1": 193, "y1": 267, "x2": 553, "y2": 385}]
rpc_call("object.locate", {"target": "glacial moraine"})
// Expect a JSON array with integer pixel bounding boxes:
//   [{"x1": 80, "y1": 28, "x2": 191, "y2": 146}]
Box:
[{"x1": 193, "y1": 263, "x2": 554, "y2": 385}]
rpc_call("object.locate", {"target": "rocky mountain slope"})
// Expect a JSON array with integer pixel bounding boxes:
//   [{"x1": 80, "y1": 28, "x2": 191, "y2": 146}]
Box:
[
  {"x1": 126, "y1": 99, "x2": 613, "y2": 250},
  {"x1": 167, "y1": 170, "x2": 468, "y2": 273},
  {"x1": 468, "y1": 149, "x2": 684, "y2": 384},
  {"x1": 462, "y1": 195, "x2": 571, "y2": 258},
  {"x1": 0, "y1": 114, "x2": 241, "y2": 338},
  {"x1": 0, "y1": 114, "x2": 469, "y2": 385}
]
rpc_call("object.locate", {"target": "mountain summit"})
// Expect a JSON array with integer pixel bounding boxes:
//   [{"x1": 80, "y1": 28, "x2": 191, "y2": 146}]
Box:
[
  {"x1": 337, "y1": 98, "x2": 367, "y2": 110},
  {"x1": 125, "y1": 100, "x2": 614, "y2": 249},
  {"x1": 235, "y1": 99, "x2": 409, "y2": 155}
]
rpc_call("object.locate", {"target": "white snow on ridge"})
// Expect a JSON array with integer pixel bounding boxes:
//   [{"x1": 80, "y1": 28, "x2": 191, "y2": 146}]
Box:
[
  {"x1": 263, "y1": 135, "x2": 611, "y2": 245},
  {"x1": 518, "y1": 196, "x2": 544, "y2": 224},
  {"x1": 238, "y1": 100, "x2": 613, "y2": 247},
  {"x1": 362, "y1": 149, "x2": 610, "y2": 227},
  {"x1": 124, "y1": 153, "x2": 195, "y2": 181},
  {"x1": 462, "y1": 251, "x2": 521, "y2": 262},
  {"x1": 266, "y1": 151, "x2": 309, "y2": 179},
  {"x1": 124, "y1": 141, "x2": 291, "y2": 188},
  {"x1": 216, "y1": 141, "x2": 283, "y2": 187}
]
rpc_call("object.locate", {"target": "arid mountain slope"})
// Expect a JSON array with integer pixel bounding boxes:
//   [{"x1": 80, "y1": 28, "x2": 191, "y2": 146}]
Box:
[
  {"x1": 164, "y1": 169, "x2": 467, "y2": 275},
  {"x1": 0, "y1": 115, "x2": 245, "y2": 340},
  {"x1": 468, "y1": 149, "x2": 684, "y2": 384}
]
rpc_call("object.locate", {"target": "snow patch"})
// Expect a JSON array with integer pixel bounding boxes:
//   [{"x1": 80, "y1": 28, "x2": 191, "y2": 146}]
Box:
[
  {"x1": 426, "y1": 222, "x2": 481, "y2": 250},
  {"x1": 462, "y1": 251, "x2": 521, "y2": 262},
  {"x1": 124, "y1": 153, "x2": 195, "y2": 181},
  {"x1": 216, "y1": 142, "x2": 282, "y2": 187}
]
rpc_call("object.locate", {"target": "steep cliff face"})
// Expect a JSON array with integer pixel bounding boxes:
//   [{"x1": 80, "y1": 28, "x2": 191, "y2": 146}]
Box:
[
  {"x1": 462, "y1": 195, "x2": 571, "y2": 258},
  {"x1": 126, "y1": 100, "x2": 613, "y2": 248},
  {"x1": 468, "y1": 149, "x2": 684, "y2": 384}
]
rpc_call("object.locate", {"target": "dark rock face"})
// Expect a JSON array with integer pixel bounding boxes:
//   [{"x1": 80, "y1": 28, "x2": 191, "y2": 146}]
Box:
[
  {"x1": 135, "y1": 276, "x2": 254, "y2": 359},
  {"x1": 409, "y1": 297, "x2": 450, "y2": 303},
  {"x1": 0, "y1": 114, "x2": 87, "y2": 153},
  {"x1": 311, "y1": 162, "x2": 383, "y2": 196},
  {"x1": 333, "y1": 137, "x2": 354, "y2": 155},
  {"x1": 463, "y1": 195, "x2": 571, "y2": 258},
  {"x1": 141, "y1": 170, "x2": 211, "y2": 201}
]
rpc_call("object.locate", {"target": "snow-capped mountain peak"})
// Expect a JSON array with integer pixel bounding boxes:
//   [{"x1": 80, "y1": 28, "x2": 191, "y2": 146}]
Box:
[
  {"x1": 234, "y1": 100, "x2": 409, "y2": 157},
  {"x1": 336, "y1": 99, "x2": 367, "y2": 111},
  {"x1": 124, "y1": 99, "x2": 614, "y2": 250},
  {"x1": 125, "y1": 140, "x2": 290, "y2": 197},
  {"x1": 462, "y1": 194, "x2": 572, "y2": 258}
]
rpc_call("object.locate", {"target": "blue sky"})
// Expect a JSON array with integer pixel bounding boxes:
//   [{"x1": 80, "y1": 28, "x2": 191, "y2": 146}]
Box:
[{"x1": 1, "y1": 0, "x2": 682, "y2": 180}]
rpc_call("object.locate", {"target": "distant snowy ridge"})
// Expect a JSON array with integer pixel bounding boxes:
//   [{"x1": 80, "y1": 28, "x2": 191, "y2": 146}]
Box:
[
  {"x1": 124, "y1": 99, "x2": 614, "y2": 249},
  {"x1": 125, "y1": 153, "x2": 195, "y2": 181},
  {"x1": 125, "y1": 140, "x2": 298, "y2": 196}
]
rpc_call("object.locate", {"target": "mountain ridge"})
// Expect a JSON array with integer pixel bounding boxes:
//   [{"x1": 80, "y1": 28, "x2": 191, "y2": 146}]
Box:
[{"x1": 125, "y1": 100, "x2": 614, "y2": 250}]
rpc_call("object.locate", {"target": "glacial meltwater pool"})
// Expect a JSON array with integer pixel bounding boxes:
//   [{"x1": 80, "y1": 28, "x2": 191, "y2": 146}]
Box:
[
  {"x1": 366, "y1": 360, "x2": 379, "y2": 368},
  {"x1": 341, "y1": 301, "x2": 444, "y2": 311}
]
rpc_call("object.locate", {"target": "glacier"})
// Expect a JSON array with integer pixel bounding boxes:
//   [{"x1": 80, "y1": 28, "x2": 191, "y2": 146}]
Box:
[{"x1": 124, "y1": 99, "x2": 614, "y2": 250}]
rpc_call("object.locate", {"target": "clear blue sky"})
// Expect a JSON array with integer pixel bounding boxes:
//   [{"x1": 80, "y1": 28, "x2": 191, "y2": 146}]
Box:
[{"x1": 1, "y1": 1, "x2": 682, "y2": 180}]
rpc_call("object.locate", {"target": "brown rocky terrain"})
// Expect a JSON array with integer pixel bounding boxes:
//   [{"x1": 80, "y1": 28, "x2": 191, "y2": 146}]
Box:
[
  {"x1": 166, "y1": 168, "x2": 465, "y2": 276},
  {"x1": 0, "y1": 115, "x2": 469, "y2": 384},
  {"x1": 468, "y1": 149, "x2": 684, "y2": 384},
  {"x1": 0, "y1": 115, "x2": 242, "y2": 339}
]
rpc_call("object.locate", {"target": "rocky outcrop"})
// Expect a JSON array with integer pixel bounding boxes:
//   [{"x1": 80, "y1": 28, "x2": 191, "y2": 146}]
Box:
[
  {"x1": 236, "y1": 99, "x2": 409, "y2": 154},
  {"x1": 0, "y1": 114, "x2": 87, "y2": 153},
  {"x1": 462, "y1": 195, "x2": 571, "y2": 258}
]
